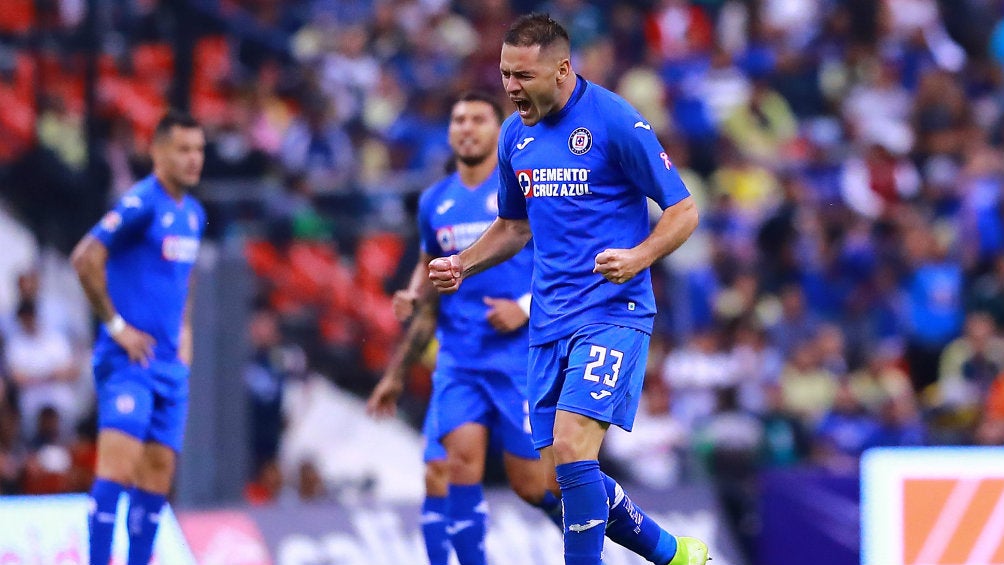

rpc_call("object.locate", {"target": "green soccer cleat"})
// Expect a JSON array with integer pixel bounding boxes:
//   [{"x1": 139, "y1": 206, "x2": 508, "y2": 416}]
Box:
[{"x1": 666, "y1": 536, "x2": 710, "y2": 565}]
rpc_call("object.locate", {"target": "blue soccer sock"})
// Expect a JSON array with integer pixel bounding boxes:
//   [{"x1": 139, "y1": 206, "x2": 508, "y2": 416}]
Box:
[
  {"x1": 556, "y1": 460, "x2": 608, "y2": 565},
  {"x1": 447, "y1": 484, "x2": 488, "y2": 565},
  {"x1": 421, "y1": 495, "x2": 451, "y2": 565},
  {"x1": 602, "y1": 474, "x2": 678, "y2": 565},
  {"x1": 126, "y1": 488, "x2": 167, "y2": 565},
  {"x1": 89, "y1": 478, "x2": 126, "y2": 565},
  {"x1": 534, "y1": 490, "x2": 565, "y2": 530}
]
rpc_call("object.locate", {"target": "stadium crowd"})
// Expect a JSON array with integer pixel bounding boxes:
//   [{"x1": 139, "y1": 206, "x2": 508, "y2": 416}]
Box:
[{"x1": 1, "y1": 0, "x2": 1004, "y2": 526}]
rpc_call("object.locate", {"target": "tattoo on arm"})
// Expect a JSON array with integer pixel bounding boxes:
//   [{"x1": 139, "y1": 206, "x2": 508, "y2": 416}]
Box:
[{"x1": 400, "y1": 303, "x2": 437, "y2": 368}]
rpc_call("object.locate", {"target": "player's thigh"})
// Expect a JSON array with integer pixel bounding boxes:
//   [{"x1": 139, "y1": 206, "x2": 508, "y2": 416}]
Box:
[
  {"x1": 431, "y1": 370, "x2": 492, "y2": 441},
  {"x1": 558, "y1": 324, "x2": 649, "y2": 433},
  {"x1": 442, "y1": 423, "x2": 489, "y2": 484},
  {"x1": 484, "y1": 371, "x2": 538, "y2": 461},
  {"x1": 134, "y1": 441, "x2": 177, "y2": 494},
  {"x1": 95, "y1": 428, "x2": 145, "y2": 482},
  {"x1": 94, "y1": 363, "x2": 155, "y2": 447},
  {"x1": 422, "y1": 406, "x2": 448, "y2": 467},
  {"x1": 526, "y1": 340, "x2": 569, "y2": 451},
  {"x1": 147, "y1": 373, "x2": 189, "y2": 454}
]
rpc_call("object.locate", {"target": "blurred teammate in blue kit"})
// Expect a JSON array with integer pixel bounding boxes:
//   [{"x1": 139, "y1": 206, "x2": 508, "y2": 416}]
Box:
[
  {"x1": 429, "y1": 14, "x2": 709, "y2": 565},
  {"x1": 367, "y1": 91, "x2": 564, "y2": 565},
  {"x1": 72, "y1": 110, "x2": 206, "y2": 565}
]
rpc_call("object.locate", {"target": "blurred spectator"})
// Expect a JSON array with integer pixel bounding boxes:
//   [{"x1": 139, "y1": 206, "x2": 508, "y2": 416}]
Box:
[
  {"x1": 244, "y1": 457, "x2": 285, "y2": 506},
  {"x1": 543, "y1": 0, "x2": 605, "y2": 50},
  {"x1": 815, "y1": 323, "x2": 849, "y2": 376},
  {"x1": 36, "y1": 95, "x2": 87, "y2": 172},
  {"x1": 0, "y1": 405, "x2": 26, "y2": 494},
  {"x1": 244, "y1": 305, "x2": 308, "y2": 471},
  {"x1": 871, "y1": 392, "x2": 926, "y2": 447},
  {"x1": 969, "y1": 255, "x2": 1004, "y2": 328},
  {"x1": 847, "y1": 341, "x2": 913, "y2": 414},
  {"x1": 759, "y1": 382, "x2": 810, "y2": 468},
  {"x1": 21, "y1": 406, "x2": 72, "y2": 494},
  {"x1": 840, "y1": 123, "x2": 920, "y2": 220},
  {"x1": 812, "y1": 381, "x2": 879, "y2": 471},
  {"x1": 280, "y1": 94, "x2": 356, "y2": 194},
  {"x1": 721, "y1": 78, "x2": 797, "y2": 166},
  {"x1": 901, "y1": 226, "x2": 964, "y2": 391},
  {"x1": 66, "y1": 414, "x2": 97, "y2": 493},
  {"x1": 3, "y1": 300, "x2": 80, "y2": 440},
  {"x1": 319, "y1": 24, "x2": 380, "y2": 124},
  {"x1": 768, "y1": 284, "x2": 823, "y2": 356},
  {"x1": 645, "y1": 0, "x2": 714, "y2": 61},
  {"x1": 603, "y1": 377, "x2": 688, "y2": 489},
  {"x1": 728, "y1": 317, "x2": 783, "y2": 414},
  {"x1": 930, "y1": 311, "x2": 1004, "y2": 424},
  {"x1": 779, "y1": 338, "x2": 839, "y2": 425},
  {"x1": 662, "y1": 327, "x2": 737, "y2": 431}
]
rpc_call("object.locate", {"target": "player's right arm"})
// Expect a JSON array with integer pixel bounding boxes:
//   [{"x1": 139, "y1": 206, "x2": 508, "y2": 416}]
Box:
[
  {"x1": 366, "y1": 298, "x2": 438, "y2": 418},
  {"x1": 72, "y1": 194, "x2": 157, "y2": 366}
]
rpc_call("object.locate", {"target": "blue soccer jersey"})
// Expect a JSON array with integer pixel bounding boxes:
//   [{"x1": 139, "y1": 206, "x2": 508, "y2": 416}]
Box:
[
  {"x1": 418, "y1": 169, "x2": 533, "y2": 374},
  {"x1": 497, "y1": 78, "x2": 690, "y2": 345},
  {"x1": 89, "y1": 175, "x2": 205, "y2": 364}
]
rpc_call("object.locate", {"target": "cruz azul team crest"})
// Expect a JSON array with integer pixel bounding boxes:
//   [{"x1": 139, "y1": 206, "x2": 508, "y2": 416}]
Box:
[{"x1": 568, "y1": 127, "x2": 592, "y2": 155}]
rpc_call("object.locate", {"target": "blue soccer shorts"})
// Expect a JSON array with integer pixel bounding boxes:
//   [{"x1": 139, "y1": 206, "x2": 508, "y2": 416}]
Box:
[
  {"x1": 527, "y1": 323, "x2": 650, "y2": 450},
  {"x1": 424, "y1": 366, "x2": 538, "y2": 461},
  {"x1": 94, "y1": 358, "x2": 190, "y2": 453},
  {"x1": 422, "y1": 407, "x2": 447, "y2": 463}
]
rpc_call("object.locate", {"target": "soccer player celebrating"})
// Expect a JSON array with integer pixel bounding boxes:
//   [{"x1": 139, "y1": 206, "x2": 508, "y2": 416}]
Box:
[
  {"x1": 368, "y1": 91, "x2": 563, "y2": 565},
  {"x1": 428, "y1": 14, "x2": 709, "y2": 565},
  {"x1": 72, "y1": 111, "x2": 206, "y2": 565}
]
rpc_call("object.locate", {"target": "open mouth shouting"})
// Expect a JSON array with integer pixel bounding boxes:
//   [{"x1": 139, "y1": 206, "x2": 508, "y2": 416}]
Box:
[{"x1": 511, "y1": 97, "x2": 532, "y2": 118}]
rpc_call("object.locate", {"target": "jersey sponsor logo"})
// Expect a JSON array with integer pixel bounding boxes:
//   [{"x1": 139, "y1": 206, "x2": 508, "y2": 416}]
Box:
[
  {"x1": 436, "y1": 199, "x2": 456, "y2": 215},
  {"x1": 633, "y1": 121, "x2": 652, "y2": 130},
  {"x1": 516, "y1": 136, "x2": 535, "y2": 150},
  {"x1": 162, "y1": 235, "x2": 200, "y2": 263},
  {"x1": 100, "y1": 211, "x2": 122, "y2": 232},
  {"x1": 517, "y1": 168, "x2": 593, "y2": 198},
  {"x1": 188, "y1": 211, "x2": 199, "y2": 231},
  {"x1": 517, "y1": 170, "x2": 533, "y2": 197},
  {"x1": 162, "y1": 212, "x2": 175, "y2": 227},
  {"x1": 122, "y1": 195, "x2": 142, "y2": 208},
  {"x1": 659, "y1": 152, "x2": 673, "y2": 170},
  {"x1": 485, "y1": 193, "x2": 498, "y2": 213},
  {"x1": 590, "y1": 390, "x2": 612, "y2": 400},
  {"x1": 568, "y1": 127, "x2": 592, "y2": 155},
  {"x1": 435, "y1": 221, "x2": 492, "y2": 252}
]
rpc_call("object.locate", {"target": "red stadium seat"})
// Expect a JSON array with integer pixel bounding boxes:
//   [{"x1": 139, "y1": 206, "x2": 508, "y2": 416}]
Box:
[{"x1": 0, "y1": 0, "x2": 35, "y2": 35}]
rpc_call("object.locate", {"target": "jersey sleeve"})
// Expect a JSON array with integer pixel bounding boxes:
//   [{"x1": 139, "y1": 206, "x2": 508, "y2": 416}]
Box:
[
  {"x1": 89, "y1": 191, "x2": 155, "y2": 251},
  {"x1": 607, "y1": 101, "x2": 691, "y2": 210},
  {"x1": 416, "y1": 188, "x2": 441, "y2": 256},
  {"x1": 496, "y1": 117, "x2": 528, "y2": 220}
]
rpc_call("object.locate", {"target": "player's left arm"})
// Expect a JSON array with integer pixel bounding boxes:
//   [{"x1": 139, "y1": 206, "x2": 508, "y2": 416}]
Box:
[
  {"x1": 179, "y1": 273, "x2": 195, "y2": 367},
  {"x1": 594, "y1": 107, "x2": 699, "y2": 284}
]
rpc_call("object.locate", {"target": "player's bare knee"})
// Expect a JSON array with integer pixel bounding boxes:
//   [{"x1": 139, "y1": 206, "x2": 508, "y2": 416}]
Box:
[
  {"x1": 134, "y1": 444, "x2": 176, "y2": 492},
  {"x1": 550, "y1": 435, "x2": 587, "y2": 465},
  {"x1": 425, "y1": 461, "x2": 450, "y2": 495}
]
